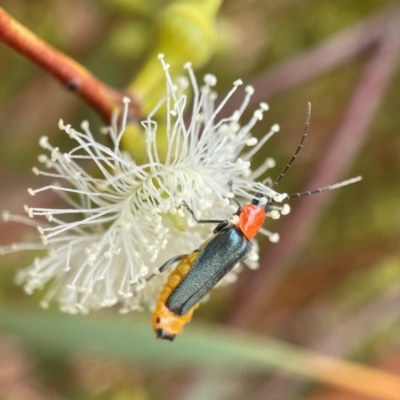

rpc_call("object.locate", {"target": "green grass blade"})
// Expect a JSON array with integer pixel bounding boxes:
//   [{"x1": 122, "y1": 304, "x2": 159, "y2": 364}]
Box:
[{"x1": 1, "y1": 307, "x2": 400, "y2": 400}]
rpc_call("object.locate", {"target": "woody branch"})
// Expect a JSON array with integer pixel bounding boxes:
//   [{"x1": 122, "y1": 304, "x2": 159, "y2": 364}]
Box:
[{"x1": 0, "y1": 7, "x2": 140, "y2": 122}]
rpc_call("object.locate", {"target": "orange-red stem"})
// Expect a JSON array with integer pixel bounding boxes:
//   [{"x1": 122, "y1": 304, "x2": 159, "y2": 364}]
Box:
[{"x1": 0, "y1": 7, "x2": 139, "y2": 122}]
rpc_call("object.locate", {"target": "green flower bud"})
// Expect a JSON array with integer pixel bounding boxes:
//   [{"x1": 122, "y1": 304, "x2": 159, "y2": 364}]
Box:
[
  {"x1": 123, "y1": 0, "x2": 221, "y2": 163},
  {"x1": 129, "y1": 0, "x2": 221, "y2": 114}
]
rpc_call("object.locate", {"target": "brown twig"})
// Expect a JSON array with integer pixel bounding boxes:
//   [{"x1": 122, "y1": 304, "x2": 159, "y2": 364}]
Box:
[
  {"x1": 223, "y1": 10, "x2": 400, "y2": 330},
  {"x1": 0, "y1": 7, "x2": 140, "y2": 122}
]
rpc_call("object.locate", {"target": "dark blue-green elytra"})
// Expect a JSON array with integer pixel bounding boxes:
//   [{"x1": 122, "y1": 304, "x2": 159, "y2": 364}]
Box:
[{"x1": 166, "y1": 226, "x2": 253, "y2": 316}]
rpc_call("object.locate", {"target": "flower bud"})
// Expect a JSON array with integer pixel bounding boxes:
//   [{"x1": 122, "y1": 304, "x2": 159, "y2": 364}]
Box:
[{"x1": 130, "y1": 0, "x2": 221, "y2": 114}]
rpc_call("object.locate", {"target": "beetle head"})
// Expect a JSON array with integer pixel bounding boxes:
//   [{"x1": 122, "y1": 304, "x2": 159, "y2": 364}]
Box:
[{"x1": 251, "y1": 192, "x2": 273, "y2": 213}]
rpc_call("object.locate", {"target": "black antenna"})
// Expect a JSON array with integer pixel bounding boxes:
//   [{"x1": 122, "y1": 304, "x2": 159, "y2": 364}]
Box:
[
  {"x1": 286, "y1": 176, "x2": 362, "y2": 199},
  {"x1": 271, "y1": 102, "x2": 311, "y2": 189}
]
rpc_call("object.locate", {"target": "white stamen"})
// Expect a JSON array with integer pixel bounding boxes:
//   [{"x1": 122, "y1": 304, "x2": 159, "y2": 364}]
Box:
[
  {"x1": 245, "y1": 85, "x2": 254, "y2": 95},
  {"x1": 272, "y1": 124, "x2": 280, "y2": 132},
  {"x1": 231, "y1": 215, "x2": 239, "y2": 224},
  {"x1": 2, "y1": 56, "x2": 315, "y2": 315},
  {"x1": 269, "y1": 233, "x2": 280, "y2": 243},
  {"x1": 281, "y1": 204, "x2": 290, "y2": 215},
  {"x1": 270, "y1": 210, "x2": 280, "y2": 219},
  {"x1": 39, "y1": 136, "x2": 49, "y2": 148},
  {"x1": 204, "y1": 74, "x2": 217, "y2": 86}
]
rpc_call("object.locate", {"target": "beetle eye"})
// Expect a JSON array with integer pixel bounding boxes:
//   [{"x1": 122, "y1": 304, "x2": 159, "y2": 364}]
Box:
[{"x1": 251, "y1": 193, "x2": 263, "y2": 206}]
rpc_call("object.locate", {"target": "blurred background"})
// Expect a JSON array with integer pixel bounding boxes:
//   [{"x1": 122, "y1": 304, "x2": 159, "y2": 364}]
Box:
[{"x1": 1, "y1": 0, "x2": 400, "y2": 399}]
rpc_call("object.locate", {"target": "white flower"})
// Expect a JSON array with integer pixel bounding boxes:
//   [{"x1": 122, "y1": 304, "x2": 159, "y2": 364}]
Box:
[{"x1": 1, "y1": 54, "x2": 287, "y2": 314}]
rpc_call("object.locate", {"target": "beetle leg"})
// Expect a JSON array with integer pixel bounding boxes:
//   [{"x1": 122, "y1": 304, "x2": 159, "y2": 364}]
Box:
[
  {"x1": 147, "y1": 254, "x2": 188, "y2": 281},
  {"x1": 182, "y1": 201, "x2": 228, "y2": 226},
  {"x1": 159, "y1": 254, "x2": 188, "y2": 273},
  {"x1": 231, "y1": 197, "x2": 242, "y2": 216},
  {"x1": 227, "y1": 180, "x2": 242, "y2": 216},
  {"x1": 213, "y1": 220, "x2": 229, "y2": 233}
]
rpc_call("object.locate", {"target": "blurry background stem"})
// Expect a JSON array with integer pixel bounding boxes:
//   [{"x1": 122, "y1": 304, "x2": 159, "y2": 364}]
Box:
[
  {"x1": 0, "y1": 6, "x2": 140, "y2": 122},
  {"x1": 223, "y1": 6, "x2": 400, "y2": 331},
  {"x1": 219, "y1": 5, "x2": 400, "y2": 115},
  {"x1": 251, "y1": 282, "x2": 400, "y2": 400}
]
